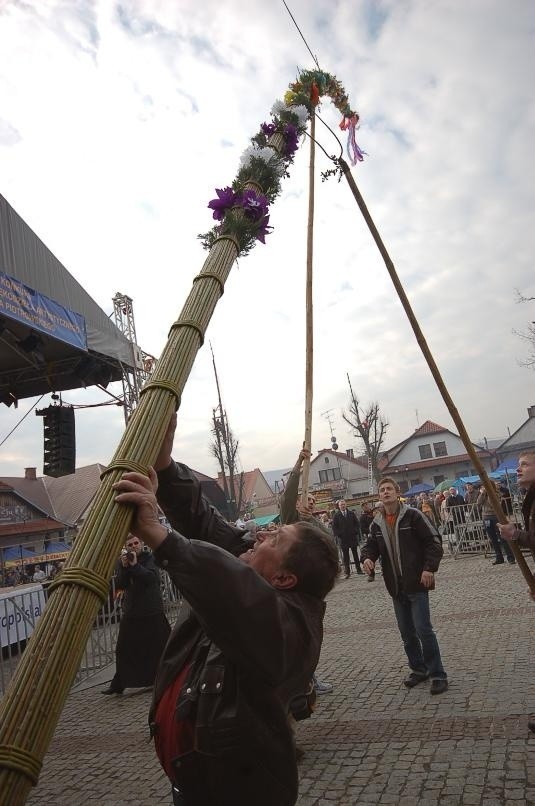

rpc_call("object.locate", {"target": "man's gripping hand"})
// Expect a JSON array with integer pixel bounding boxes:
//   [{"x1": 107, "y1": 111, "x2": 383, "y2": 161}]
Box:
[{"x1": 113, "y1": 469, "x2": 168, "y2": 550}]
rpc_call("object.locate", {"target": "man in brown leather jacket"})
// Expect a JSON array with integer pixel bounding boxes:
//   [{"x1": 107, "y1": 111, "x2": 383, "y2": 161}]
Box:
[
  {"x1": 498, "y1": 449, "x2": 535, "y2": 734},
  {"x1": 113, "y1": 416, "x2": 339, "y2": 806}
]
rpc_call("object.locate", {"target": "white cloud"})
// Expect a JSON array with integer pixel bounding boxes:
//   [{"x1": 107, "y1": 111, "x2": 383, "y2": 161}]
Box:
[{"x1": 0, "y1": 0, "x2": 534, "y2": 480}]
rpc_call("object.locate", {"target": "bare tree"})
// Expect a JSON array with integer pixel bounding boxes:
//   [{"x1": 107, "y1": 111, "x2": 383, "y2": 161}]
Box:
[
  {"x1": 343, "y1": 374, "x2": 388, "y2": 484},
  {"x1": 209, "y1": 345, "x2": 244, "y2": 521},
  {"x1": 514, "y1": 289, "x2": 535, "y2": 369},
  {"x1": 209, "y1": 408, "x2": 244, "y2": 521}
]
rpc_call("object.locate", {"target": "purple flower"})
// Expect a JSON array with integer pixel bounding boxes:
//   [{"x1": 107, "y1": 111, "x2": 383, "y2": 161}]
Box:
[
  {"x1": 208, "y1": 186, "x2": 237, "y2": 221},
  {"x1": 239, "y1": 189, "x2": 269, "y2": 222},
  {"x1": 255, "y1": 214, "x2": 272, "y2": 244},
  {"x1": 260, "y1": 122, "x2": 277, "y2": 138},
  {"x1": 283, "y1": 123, "x2": 299, "y2": 157}
]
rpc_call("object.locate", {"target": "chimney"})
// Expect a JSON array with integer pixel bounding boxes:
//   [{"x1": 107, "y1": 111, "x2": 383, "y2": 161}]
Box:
[
  {"x1": 346, "y1": 448, "x2": 354, "y2": 459},
  {"x1": 25, "y1": 467, "x2": 37, "y2": 480},
  {"x1": 528, "y1": 405, "x2": 535, "y2": 418}
]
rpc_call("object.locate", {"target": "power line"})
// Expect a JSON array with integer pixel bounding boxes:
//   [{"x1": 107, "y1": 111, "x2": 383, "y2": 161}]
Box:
[
  {"x1": 0, "y1": 395, "x2": 44, "y2": 448},
  {"x1": 281, "y1": 0, "x2": 321, "y2": 70}
]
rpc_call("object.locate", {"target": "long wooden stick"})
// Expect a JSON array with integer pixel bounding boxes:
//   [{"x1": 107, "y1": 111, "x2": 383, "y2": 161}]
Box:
[
  {"x1": 338, "y1": 157, "x2": 535, "y2": 593},
  {"x1": 301, "y1": 113, "x2": 315, "y2": 504}
]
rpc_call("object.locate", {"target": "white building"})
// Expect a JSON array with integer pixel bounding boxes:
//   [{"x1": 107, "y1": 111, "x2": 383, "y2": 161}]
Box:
[
  {"x1": 382, "y1": 420, "x2": 495, "y2": 493},
  {"x1": 496, "y1": 405, "x2": 535, "y2": 463},
  {"x1": 308, "y1": 448, "x2": 372, "y2": 499}
]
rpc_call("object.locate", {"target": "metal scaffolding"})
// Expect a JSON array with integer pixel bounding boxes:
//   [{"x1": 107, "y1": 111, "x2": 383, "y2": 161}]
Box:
[{"x1": 111, "y1": 293, "x2": 156, "y2": 423}]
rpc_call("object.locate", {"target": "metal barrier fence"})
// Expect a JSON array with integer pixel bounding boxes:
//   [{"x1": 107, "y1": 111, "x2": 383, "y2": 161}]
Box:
[
  {"x1": 0, "y1": 570, "x2": 181, "y2": 696},
  {"x1": 442, "y1": 502, "x2": 524, "y2": 559}
]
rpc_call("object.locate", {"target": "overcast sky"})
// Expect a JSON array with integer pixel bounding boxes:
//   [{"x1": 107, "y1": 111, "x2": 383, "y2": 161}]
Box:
[{"x1": 0, "y1": 0, "x2": 534, "y2": 479}]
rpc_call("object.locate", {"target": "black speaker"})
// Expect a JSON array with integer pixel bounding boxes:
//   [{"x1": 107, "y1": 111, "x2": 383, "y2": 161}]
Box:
[{"x1": 36, "y1": 406, "x2": 76, "y2": 477}]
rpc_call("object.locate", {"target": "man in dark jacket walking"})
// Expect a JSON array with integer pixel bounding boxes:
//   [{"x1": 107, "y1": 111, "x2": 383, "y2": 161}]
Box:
[
  {"x1": 332, "y1": 499, "x2": 362, "y2": 578},
  {"x1": 361, "y1": 477, "x2": 448, "y2": 695},
  {"x1": 113, "y1": 415, "x2": 340, "y2": 806}
]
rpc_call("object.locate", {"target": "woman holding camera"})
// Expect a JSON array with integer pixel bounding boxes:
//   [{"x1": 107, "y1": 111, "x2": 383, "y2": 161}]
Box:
[{"x1": 103, "y1": 533, "x2": 171, "y2": 695}]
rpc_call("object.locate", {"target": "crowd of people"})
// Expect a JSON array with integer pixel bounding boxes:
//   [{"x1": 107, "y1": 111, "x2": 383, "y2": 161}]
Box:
[{"x1": 1, "y1": 560, "x2": 65, "y2": 588}]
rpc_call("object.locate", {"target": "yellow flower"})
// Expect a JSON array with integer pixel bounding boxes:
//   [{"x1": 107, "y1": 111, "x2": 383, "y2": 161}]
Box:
[{"x1": 284, "y1": 90, "x2": 297, "y2": 105}]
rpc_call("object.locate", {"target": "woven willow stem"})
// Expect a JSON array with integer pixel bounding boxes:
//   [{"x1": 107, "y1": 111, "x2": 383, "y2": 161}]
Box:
[
  {"x1": 0, "y1": 234, "x2": 239, "y2": 804},
  {"x1": 339, "y1": 158, "x2": 535, "y2": 593},
  {"x1": 301, "y1": 113, "x2": 315, "y2": 504}
]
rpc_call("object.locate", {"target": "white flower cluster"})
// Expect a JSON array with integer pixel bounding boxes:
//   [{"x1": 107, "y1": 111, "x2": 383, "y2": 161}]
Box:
[
  {"x1": 271, "y1": 99, "x2": 309, "y2": 131},
  {"x1": 239, "y1": 145, "x2": 286, "y2": 176},
  {"x1": 289, "y1": 104, "x2": 309, "y2": 129}
]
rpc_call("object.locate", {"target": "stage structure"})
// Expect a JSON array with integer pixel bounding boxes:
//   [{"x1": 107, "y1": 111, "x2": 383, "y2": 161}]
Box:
[{"x1": 0, "y1": 194, "x2": 136, "y2": 405}]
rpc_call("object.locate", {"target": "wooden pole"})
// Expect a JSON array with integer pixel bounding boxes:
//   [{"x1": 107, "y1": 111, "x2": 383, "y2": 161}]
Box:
[
  {"x1": 301, "y1": 113, "x2": 315, "y2": 505},
  {"x1": 338, "y1": 157, "x2": 535, "y2": 593}
]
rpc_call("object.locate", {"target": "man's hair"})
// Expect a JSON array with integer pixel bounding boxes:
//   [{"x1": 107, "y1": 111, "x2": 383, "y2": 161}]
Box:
[
  {"x1": 283, "y1": 522, "x2": 340, "y2": 599},
  {"x1": 519, "y1": 450, "x2": 535, "y2": 460},
  {"x1": 378, "y1": 476, "x2": 400, "y2": 492}
]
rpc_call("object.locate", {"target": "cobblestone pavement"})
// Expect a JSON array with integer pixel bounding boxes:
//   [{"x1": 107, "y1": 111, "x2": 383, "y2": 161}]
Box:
[{"x1": 25, "y1": 555, "x2": 535, "y2": 805}]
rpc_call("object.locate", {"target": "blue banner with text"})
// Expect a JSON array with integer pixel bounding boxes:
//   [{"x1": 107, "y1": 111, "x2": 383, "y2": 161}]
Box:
[{"x1": 0, "y1": 269, "x2": 87, "y2": 350}]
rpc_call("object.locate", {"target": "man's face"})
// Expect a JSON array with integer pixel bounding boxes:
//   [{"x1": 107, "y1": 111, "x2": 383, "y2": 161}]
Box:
[
  {"x1": 518, "y1": 454, "x2": 535, "y2": 486},
  {"x1": 308, "y1": 495, "x2": 316, "y2": 509},
  {"x1": 449, "y1": 487, "x2": 456, "y2": 496},
  {"x1": 338, "y1": 500, "x2": 347, "y2": 511},
  {"x1": 379, "y1": 483, "x2": 398, "y2": 504},
  {"x1": 240, "y1": 525, "x2": 299, "y2": 586},
  {"x1": 125, "y1": 535, "x2": 143, "y2": 555}
]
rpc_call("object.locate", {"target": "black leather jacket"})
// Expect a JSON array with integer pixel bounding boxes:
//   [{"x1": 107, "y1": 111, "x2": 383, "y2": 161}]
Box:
[
  {"x1": 361, "y1": 504, "x2": 443, "y2": 598},
  {"x1": 149, "y1": 461, "x2": 325, "y2": 806}
]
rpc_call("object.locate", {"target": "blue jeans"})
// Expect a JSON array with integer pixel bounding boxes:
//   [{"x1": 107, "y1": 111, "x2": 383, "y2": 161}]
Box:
[{"x1": 392, "y1": 591, "x2": 447, "y2": 680}]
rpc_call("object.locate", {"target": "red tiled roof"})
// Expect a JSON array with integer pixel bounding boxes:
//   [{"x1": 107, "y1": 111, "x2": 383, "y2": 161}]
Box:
[
  {"x1": 218, "y1": 469, "x2": 272, "y2": 506},
  {"x1": 386, "y1": 451, "x2": 492, "y2": 473},
  {"x1": 314, "y1": 449, "x2": 369, "y2": 469},
  {"x1": 412, "y1": 420, "x2": 448, "y2": 435}
]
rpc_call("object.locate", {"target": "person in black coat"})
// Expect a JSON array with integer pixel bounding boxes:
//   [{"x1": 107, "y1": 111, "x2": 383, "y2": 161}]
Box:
[
  {"x1": 332, "y1": 499, "x2": 362, "y2": 578},
  {"x1": 102, "y1": 533, "x2": 171, "y2": 695}
]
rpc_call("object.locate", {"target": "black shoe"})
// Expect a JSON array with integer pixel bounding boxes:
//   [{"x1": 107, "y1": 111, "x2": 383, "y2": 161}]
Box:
[
  {"x1": 430, "y1": 679, "x2": 448, "y2": 695},
  {"x1": 528, "y1": 717, "x2": 535, "y2": 734},
  {"x1": 507, "y1": 558, "x2": 516, "y2": 564},
  {"x1": 404, "y1": 672, "x2": 428, "y2": 688},
  {"x1": 102, "y1": 685, "x2": 123, "y2": 695},
  {"x1": 492, "y1": 559, "x2": 504, "y2": 565}
]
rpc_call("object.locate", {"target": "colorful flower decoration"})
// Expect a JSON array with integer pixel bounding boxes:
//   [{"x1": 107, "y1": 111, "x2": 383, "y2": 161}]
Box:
[{"x1": 199, "y1": 67, "x2": 363, "y2": 257}]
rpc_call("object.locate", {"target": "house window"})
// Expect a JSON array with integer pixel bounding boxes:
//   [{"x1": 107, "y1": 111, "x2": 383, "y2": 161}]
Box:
[
  {"x1": 319, "y1": 467, "x2": 341, "y2": 483},
  {"x1": 433, "y1": 441, "x2": 448, "y2": 457},
  {"x1": 433, "y1": 475, "x2": 445, "y2": 486},
  {"x1": 419, "y1": 444, "x2": 432, "y2": 460}
]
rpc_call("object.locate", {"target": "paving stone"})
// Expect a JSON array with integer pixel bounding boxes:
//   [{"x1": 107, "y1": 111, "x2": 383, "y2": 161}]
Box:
[{"x1": 19, "y1": 555, "x2": 535, "y2": 805}]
